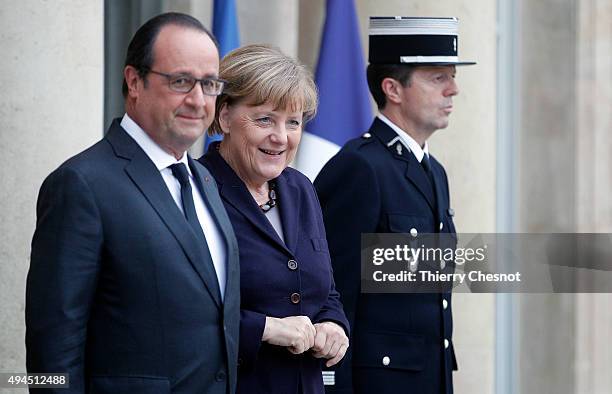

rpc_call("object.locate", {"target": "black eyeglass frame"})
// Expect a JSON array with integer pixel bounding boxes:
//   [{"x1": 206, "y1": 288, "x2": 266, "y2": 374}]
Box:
[{"x1": 143, "y1": 68, "x2": 227, "y2": 96}]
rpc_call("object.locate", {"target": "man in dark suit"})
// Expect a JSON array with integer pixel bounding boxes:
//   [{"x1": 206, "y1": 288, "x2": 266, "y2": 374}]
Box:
[
  {"x1": 314, "y1": 17, "x2": 475, "y2": 394},
  {"x1": 26, "y1": 13, "x2": 239, "y2": 393}
]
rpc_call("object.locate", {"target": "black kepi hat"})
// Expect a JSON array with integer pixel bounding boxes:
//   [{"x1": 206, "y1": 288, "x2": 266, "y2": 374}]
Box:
[{"x1": 369, "y1": 16, "x2": 476, "y2": 66}]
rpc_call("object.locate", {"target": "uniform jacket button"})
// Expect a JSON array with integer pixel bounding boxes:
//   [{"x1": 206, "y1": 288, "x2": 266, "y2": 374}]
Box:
[
  {"x1": 287, "y1": 259, "x2": 298, "y2": 270},
  {"x1": 443, "y1": 299, "x2": 448, "y2": 310},
  {"x1": 215, "y1": 371, "x2": 226, "y2": 381},
  {"x1": 290, "y1": 293, "x2": 301, "y2": 304},
  {"x1": 439, "y1": 221, "x2": 444, "y2": 230},
  {"x1": 444, "y1": 339, "x2": 450, "y2": 349},
  {"x1": 382, "y1": 356, "x2": 390, "y2": 366},
  {"x1": 410, "y1": 228, "x2": 418, "y2": 237}
]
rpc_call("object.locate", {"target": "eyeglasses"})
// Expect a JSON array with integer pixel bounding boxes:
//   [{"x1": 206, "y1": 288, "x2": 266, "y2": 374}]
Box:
[{"x1": 144, "y1": 69, "x2": 227, "y2": 96}]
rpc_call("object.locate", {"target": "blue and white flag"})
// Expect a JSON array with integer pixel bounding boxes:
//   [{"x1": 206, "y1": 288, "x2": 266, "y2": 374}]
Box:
[
  {"x1": 204, "y1": 0, "x2": 240, "y2": 151},
  {"x1": 294, "y1": 0, "x2": 372, "y2": 181}
]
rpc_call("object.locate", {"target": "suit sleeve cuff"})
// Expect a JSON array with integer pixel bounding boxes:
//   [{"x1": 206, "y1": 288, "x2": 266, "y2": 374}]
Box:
[{"x1": 238, "y1": 309, "x2": 267, "y2": 368}]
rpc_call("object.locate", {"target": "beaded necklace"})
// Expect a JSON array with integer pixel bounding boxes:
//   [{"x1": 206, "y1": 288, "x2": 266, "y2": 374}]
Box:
[{"x1": 259, "y1": 181, "x2": 277, "y2": 213}]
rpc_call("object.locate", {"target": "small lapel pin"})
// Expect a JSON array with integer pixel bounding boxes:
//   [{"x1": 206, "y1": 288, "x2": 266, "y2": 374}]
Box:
[{"x1": 396, "y1": 143, "x2": 403, "y2": 155}]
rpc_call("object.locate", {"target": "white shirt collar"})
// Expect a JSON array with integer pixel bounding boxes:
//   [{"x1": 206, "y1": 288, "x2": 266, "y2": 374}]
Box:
[
  {"x1": 120, "y1": 113, "x2": 191, "y2": 173},
  {"x1": 377, "y1": 113, "x2": 429, "y2": 163}
]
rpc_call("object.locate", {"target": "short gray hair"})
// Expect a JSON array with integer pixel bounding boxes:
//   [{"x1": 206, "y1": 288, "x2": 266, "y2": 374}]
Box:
[{"x1": 209, "y1": 44, "x2": 318, "y2": 136}]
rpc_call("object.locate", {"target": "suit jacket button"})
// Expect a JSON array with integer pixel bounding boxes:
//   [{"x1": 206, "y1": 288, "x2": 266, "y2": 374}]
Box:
[
  {"x1": 290, "y1": 293, "x2": 301, "y2": 304},
  {"x1": 443, "y1": 298, "x2": 448, "y2": 310},
  {"x1": 215, "y1": 371, "x2": 226, "y2": 381},
  {"x1": 287, "y1": 259, "x2": 298, "y2": 270},
  {"x1": 382, "y1": 356, "x2": 390, "y2": 366},
  {"x1": 410, "y1": 228, "x2": 418, "y2": 237},
  {"x1": 444, "y1": 339, "x2": 450, "y2": 349},
  {"x1": 439, "y1": 222, "x2": 444, "y2": 230}
]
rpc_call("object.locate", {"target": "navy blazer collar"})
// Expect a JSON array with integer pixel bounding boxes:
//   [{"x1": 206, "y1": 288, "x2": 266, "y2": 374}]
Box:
[
  {"x1": 369, "y1": 118, "x2": 439, "y2": 216},
  {"x1": 105, "y1": 120, "x2": 223, "y2": 308},
  {"x1": 201, "y1": 143, "x2": 300, "y2": 255}
]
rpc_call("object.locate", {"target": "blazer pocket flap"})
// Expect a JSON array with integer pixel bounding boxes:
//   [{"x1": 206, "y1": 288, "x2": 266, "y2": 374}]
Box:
[
  {"x1": 89, "y1": 376, "x2": 170, "y2": 394},
  {"x1": 352, "y1": 332, "x2": 425, "y2": 371},
  {"x1": 311, "y1": 237, "x2": 329, "y2": 252}
]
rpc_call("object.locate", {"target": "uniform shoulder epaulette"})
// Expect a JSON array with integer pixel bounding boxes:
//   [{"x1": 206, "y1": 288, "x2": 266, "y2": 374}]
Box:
[
  {"x1": 341, "y1": 132, "x2": 376, "y2": 153},
  {"x1": 353, "y1": 132, "x2": 377, "y2": 149}
]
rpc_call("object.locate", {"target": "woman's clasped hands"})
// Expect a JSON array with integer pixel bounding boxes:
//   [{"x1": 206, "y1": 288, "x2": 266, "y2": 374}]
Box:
[{"x1": 262, "y1": 316, "x2": 349, "y2": 367}]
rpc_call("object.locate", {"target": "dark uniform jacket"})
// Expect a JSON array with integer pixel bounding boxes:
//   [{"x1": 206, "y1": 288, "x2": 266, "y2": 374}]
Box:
[
  {"x1": 200, "y1": 144, "x2": 349, "y2": 394},
  {"x1": 314, "y1": 117, "x2": 458, "y2": 394}
]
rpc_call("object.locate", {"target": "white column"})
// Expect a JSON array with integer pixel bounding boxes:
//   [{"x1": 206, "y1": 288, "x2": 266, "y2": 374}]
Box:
[
  {"x1": 0, "y1": 0, "x2": 103, "y2": 372},
  {"x1": 575, "y1": 0, "x2": 612, "y2": 393}
]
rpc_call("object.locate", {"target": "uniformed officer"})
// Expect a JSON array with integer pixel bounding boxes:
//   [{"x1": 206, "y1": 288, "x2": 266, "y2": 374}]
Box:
[{"x1": 314, "y1": 17, "x2": 476, "y2": 394}]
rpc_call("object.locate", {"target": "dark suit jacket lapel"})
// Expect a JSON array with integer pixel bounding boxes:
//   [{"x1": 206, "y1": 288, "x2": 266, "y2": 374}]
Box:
[
  {"x1": 105, "y1": 121, "x2": 222, "y2": 308},
  {"x1": 370, "y1": 118, "x2": 437, "y2": 212},
  {"x1": 204, "y1": 148, "x2": 292, "y2": 254}
]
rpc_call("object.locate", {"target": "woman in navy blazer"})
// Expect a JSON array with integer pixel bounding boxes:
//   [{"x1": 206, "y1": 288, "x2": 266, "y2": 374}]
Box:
[{"x1": 199, "y1": 44, "x2": 349, "y2": 394}]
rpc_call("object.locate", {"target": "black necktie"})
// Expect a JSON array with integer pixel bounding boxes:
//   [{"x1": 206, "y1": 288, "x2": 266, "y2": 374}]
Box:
[
  {"x1": 170, "y1": 163, "x2": 224, "y2": 300},
  {"x1": 421, "y1": 154, "x2": 438, "y2": 206},
  {"x1": 169, "y1": 163, "x2": 212, "y2": 250},
  {"x1": 421, "y1": 154, "x2": 433, "y2": 180}
]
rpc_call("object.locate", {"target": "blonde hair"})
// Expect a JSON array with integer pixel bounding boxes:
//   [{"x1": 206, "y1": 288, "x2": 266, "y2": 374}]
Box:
[{"x1": 209, "y1": 44, "x2": 318, "y2": 135}]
